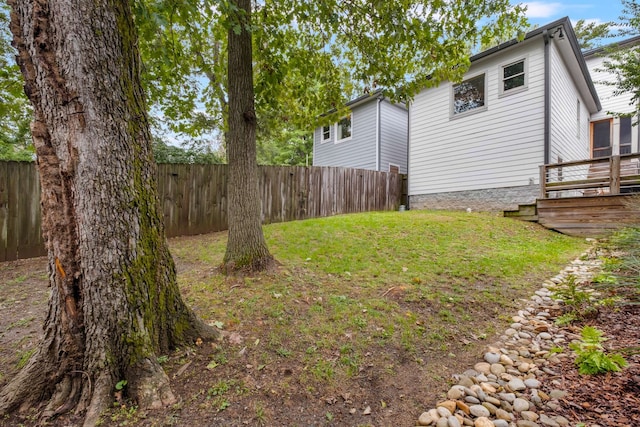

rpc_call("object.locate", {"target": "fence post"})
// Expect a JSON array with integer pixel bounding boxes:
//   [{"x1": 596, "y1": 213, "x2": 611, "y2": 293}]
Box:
[
  {"x1": 610, "y1": 155, "x2": 621, "y2": 194},
  {"x1": 539, "y1": 164, "x2": 547, "y2": 199}
]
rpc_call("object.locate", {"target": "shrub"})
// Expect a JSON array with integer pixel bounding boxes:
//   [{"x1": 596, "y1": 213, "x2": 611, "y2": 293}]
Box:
[{"x1": 569, "y1": 326, "x2": 627, "y2": 375}]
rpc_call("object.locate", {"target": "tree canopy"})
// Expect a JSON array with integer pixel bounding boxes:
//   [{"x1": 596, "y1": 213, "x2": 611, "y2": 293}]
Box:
[
  {"x1": 2, "y1": 1, "x2": 529, "y2": 164},
  {"x1": 599, "y1": 0, "x2": 640, "y2": 116},
  {"x1": 133, "y1": 0, "x2": 527, "y2": 161},
  {"x1": 574, "y1": 19, "x2": 613, "y2": 51},
  {"x1": 0, "y1": 4, "x2": 32, "y2": 161}
]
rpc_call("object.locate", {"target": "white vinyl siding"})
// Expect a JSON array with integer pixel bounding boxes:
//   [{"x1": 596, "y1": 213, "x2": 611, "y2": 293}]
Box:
[
  {"x1": 313, "y1": 100, "x2": 377, "y2": 170},
  {"x1": 379, "y1": 101, "x2": 408, "y2": 174},
  {"x1": 586, "y1": 54, "x2": 636, "y2": 121},
  {"x1": 549, "y1": 42, "x2": 590, "y2": 163},
  {"x1": 586, "y1": 53, "x2": 639, "y2": 154},
  {"x1": 409, "y1": 39, "x2": 545, "y2": 196}
]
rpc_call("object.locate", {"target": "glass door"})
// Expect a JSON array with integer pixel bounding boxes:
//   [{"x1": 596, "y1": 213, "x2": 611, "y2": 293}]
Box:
[{"x1": 591, "y1": 119, "x2": 612, "y2": 158}]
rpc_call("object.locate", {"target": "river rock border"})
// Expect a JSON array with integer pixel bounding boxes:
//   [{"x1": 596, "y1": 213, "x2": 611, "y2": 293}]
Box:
[{"x1": 416, "y1": 247, "x2": 602, "y2": 427}]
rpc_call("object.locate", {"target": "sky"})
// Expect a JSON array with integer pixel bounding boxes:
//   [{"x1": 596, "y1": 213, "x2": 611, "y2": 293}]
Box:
[{"x1": 521, "y1": 0, "x2": 627, "y2": 32}]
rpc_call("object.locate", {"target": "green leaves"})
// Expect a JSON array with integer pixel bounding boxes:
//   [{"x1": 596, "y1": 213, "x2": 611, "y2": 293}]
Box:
[
  {"x1": 574, "y1": 19, "x2": 612, "y2": 50},
  {"x1": 0, "y1": 4, "x2": 34, "y2": 160},
  {"x1": 599, "y1": 0, "x2": 640, "y2": 115},
  {"x1": 570, "y1": 326, "x2": 628, "y2": 375},
  {"x1": 132, "y1": 0, "x2": 527, "y2": 161}
]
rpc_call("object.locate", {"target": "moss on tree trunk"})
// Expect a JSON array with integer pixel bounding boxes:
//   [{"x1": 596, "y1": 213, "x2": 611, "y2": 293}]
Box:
[{"x1": 0, "y1": 1, "x2": 215, "y2": 425}]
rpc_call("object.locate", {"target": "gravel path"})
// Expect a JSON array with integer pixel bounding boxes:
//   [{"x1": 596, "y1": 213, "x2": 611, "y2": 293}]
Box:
[{"x1": 416, "y1": 248, "x2": 602, "y2": 427}]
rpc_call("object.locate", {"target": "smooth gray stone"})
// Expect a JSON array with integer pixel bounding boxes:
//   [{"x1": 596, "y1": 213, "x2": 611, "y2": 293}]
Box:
[
  {"x1": 513, "y1": 397, "x2": 531, "y2": 412},
  {"x1": 469, "y1": 405, "x2": 491, "y2": 418},
  {"x1": 464, "y1": 396, "x2": 480, "y2": 404},
  {"x1": 508, "y1": 378, "x2": 526, "y2": 391}
]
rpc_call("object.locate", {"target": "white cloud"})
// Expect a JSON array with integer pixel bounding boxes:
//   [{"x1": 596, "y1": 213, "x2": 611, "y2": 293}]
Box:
[{"x1": 522, "y1": 2, "x2": 563, "y2": 19}]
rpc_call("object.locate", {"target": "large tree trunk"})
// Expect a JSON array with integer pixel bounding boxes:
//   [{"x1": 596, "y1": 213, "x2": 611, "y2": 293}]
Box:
[
  {"x1": 223, "y1": 0, "x2": 276, "y2": 273},
  {"x1": 1, "y1": 1, "x2": 215, "y2": 425}
]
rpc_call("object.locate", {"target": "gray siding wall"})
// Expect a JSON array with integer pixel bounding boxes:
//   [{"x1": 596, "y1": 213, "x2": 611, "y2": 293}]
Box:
[
  {"x1": 313, "y1": 100, "x2": 378, "y2": 170},
  {"x1": 379, "y1": 101, "x2": 408, "y2": 173},
  {"x1": 410, "y1": 185, "x2": 538, "y2": 212},
  {"x1": 549, "y1": 41, "x2": 591, "y2": 163},
  {"x1": 409, "y1": 38, "x2": 546, "y2": 198}
]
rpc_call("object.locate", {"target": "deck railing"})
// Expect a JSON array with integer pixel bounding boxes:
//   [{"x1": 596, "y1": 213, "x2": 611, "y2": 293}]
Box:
[{"x1": 539, "y1": 153, "x2": 640, "y2": 199}]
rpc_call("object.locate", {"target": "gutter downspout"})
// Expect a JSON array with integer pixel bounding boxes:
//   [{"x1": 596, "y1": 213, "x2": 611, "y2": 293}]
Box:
[
  {"x1": 543, "y1": 29, "x2": 551, "y2": 165},
  {"x1": 406, "y1": 102, "x2": 410, "y2": 209},
  {"x1": 376, "y1": 97, "x2": 381, "y2": 171}
]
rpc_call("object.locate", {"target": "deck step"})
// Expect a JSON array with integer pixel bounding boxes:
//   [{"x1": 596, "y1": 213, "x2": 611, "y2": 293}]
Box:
[{"x1": 503, "y1": 204, "x2": 538, "y2": 222}]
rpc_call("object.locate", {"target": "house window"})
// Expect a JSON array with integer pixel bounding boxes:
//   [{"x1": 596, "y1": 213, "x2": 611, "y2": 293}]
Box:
[
  {"x1": 336, "y1": 115, "x2": 352, "y2": 142},
  {"x1": 501, "y1": 59, "x2": 526, "y2": 93},
  {"x1": 576, "y1": 99, "x2": 581, "y2": 139},
  {"x1": 322, "y1": 125, "x2": 331, "y2": 143},
  {"x1": 452, "y1": 73, "x2": 486, "y2": 116},
  {"x1": 620, "y1": 116, "x2": 632, "y2": 155},
  {"x1": 591, "y1": 119, "x2": 612, "y2": 158}
]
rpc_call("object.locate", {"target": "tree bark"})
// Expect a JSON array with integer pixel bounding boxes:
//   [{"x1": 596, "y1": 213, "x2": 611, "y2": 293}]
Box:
[
  {"x1": 223, "y1": 0, "x2": 276, "y2": 272},
  {"x1": 1, "y1": 1, "x2": 215, "y2": 425}
]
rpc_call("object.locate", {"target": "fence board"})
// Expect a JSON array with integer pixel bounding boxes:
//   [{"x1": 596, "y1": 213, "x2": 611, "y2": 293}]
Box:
[
  {"x1": 0, "y1": 162, "x2": 404, "y2": 262},
  {"x1": 0, "y1": 162, "x2": 8, "y2": 261}
]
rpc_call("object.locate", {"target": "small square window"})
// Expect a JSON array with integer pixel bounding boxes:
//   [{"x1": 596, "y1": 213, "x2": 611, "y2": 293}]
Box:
[
  {"x1": 336, "y1": 115, "x2": 352, "y2": 142},
  {"x1": 501, "y1": 59, "x2": 526, "y2": 94},
  {"x1": 322, "y1": 125, "x2": 331, "y2": 142},
  {"x1": 452, "y1": 73, "x2": 486, "y2": 116}
]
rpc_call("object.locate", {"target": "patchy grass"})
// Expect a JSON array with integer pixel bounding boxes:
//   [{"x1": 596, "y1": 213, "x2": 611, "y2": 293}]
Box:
[
  {"x1": 1, "y1": 210, "x2": 589, "y2": 427},
  {"x1": 163, "y1": 210, "x2": 588, "y2": 426}
]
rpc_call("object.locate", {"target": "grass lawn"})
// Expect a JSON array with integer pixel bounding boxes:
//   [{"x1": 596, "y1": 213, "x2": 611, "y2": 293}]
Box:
[
  {"x1": 0, "y1": 210, "x2": 589, "y2": 427},
  {"x1": 163, "y1": 210, "x2": 588, "y2": 426}
]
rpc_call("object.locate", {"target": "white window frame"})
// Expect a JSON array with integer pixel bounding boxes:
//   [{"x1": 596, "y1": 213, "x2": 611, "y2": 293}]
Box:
[
  {"x1": 321, "y1": 125, "x2": 331, "y2": 143},
  {"x1": 499, "y1": 57, "x2": 528, "y2": 97},
  {"x1": 576, "y1": 99, "x2": 581, "y2": 139},
  {"x1": 389, "y1": 163, "x2": 400, "y2": 174},
  {"x1": 450, "y1": 71, "x2": 488, "y2": 119},
  {"x1": 335, "y1": 114, "x2": 352, "y2": 143}
]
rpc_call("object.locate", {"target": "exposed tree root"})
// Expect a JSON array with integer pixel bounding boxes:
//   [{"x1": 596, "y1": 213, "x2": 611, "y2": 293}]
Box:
[
  {"x1": 128, "y1": 358, "x2": 177, "y2": 410},
  {"x1": 83, "y1": 372, "x2": 113, "y2": 427},
  {"x1": 221, "y1": 255, "x2": 279, "y2": 275},
  {"x1": 0, "y1": 348, "x2": 52, "y2": 415}
]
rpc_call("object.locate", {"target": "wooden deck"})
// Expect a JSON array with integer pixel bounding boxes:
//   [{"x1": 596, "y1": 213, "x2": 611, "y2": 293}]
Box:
[
  {"x1": 506, "y1": 154, "x2": 640, "y2": 237},
  {"x1": 539, "y1": 154, "x2": 640, "y2": 198},
  {"x1": 537, "y1": 194, "x2": 640, "y2": 237}
]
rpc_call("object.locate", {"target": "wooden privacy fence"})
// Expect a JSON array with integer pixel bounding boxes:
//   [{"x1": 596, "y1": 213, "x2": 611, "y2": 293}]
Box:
[{"x1": 0, "y1": 162, "x2": 404, "y2": 262}]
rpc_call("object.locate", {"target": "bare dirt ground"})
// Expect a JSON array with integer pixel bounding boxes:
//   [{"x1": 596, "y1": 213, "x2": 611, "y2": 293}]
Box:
[
  {"x1": 0, "y1": 254, "x2": 487, "y2": 427},
  {"x1": 1, "y1": 247, "x2": 637, "y2": 427}
]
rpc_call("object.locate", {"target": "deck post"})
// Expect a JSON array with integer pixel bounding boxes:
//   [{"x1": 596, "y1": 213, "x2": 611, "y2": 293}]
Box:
[
  {"x1": 539, "y1": 165, "x2": 547, "y2": 199},
  {"x1": 610, "y1": 155, "x2": 621, "y2": 195}
]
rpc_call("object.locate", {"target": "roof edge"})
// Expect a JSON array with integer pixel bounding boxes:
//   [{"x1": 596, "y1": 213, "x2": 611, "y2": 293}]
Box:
[
  {"x1": 470, "y1": 17, "x2": 600, "y2": 112},
  {"x1": 583, "y1": 35, "x2": 640, "y2": 58}
]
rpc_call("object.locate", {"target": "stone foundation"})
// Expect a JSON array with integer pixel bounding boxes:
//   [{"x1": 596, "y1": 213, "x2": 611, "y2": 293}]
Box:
[{"x1": 409, "y1": 185, "x2": 539, "y2": 212}]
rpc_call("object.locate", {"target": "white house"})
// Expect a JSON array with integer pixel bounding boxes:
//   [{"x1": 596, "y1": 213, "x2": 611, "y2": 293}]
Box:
[
  {"x1": 313, "y1": 91, "x2": 408, "y2": 174},
  {"x1": 583, "y1": 36, "x2": 640, "y2": 158},
  {"x1": 408, "y1": 17, "x2": 602, "y2": 211}
]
